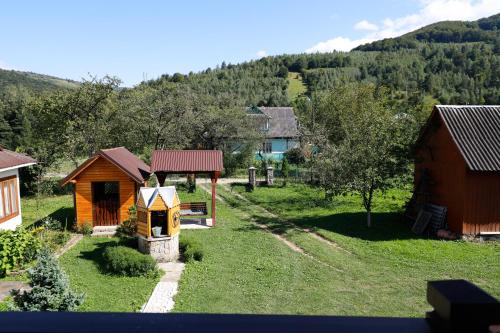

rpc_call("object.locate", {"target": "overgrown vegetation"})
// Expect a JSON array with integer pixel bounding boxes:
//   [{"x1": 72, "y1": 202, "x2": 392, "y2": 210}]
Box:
[{"x1": 0, "y1": 228, "x2": 41, "y2": 277}]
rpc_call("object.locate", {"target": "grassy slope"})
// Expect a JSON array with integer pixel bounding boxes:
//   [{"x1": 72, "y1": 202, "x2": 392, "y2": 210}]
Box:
[
  {"x1": 287, "y1": 72, "x2": 306, "y2": 100},
  {"x1": 227, "y1": 183, "x2": 500, "y2": 305}
]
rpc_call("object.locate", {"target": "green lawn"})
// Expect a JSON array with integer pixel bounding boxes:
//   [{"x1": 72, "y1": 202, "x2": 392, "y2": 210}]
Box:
[
  {"x1": 21, "y1": 194, "x2": 74, "y2": 228},
  {"x1": 287, "y1": 72, "x2": 307, "y2": 100},
  {"x1": 172, "y1": 183, "x2": 499, "y2": 317},
  {"x1": 6, "y1": 184, "x2": 499, "y2": 315},
  {"x1": 59, "y1": 237, "x2": 160, "y2": 312}
]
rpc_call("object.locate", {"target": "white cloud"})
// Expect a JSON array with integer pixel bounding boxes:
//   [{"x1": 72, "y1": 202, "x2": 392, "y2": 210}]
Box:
[
  {"x1": 256, "y1": 50, "x2": 268, "y2": 58},
  {"x1": 354, "y1": 20, "x2": 378, "y2": 31},
  {"x1": 306, "y1": 0, "x2": 500, "y2": 53}
]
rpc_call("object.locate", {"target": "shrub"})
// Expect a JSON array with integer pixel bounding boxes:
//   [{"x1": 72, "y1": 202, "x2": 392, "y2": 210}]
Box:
[
  {"x1": 180, "y1": 237, "x2": 204, "y2": 262},
  {"x1": 77, "y1": 222, "x2": 93, "y2": 236},
  {"x1": 102, "y1": 246, "x2": 158, "y2": 277},
  {"x1": 11, "y1": 248, "x2": 84, "y2": 311},
  {"x1": 116, "y1": 206, "x2": 137, "y2": 237},
  {"x1": 0, "y1": 229, "x2": 41, "y2": 277},
  {"x1": 41, "y1": 216, "x2": 63, "y2": 231}
]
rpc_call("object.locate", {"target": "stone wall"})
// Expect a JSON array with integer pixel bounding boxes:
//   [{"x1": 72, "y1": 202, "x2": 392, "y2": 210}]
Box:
[{"x1": 138, "y1": 234, "x2": 179, "y2": 262}]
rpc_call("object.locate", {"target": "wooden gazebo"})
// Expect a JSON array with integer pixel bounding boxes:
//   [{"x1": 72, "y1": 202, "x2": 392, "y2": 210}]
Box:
[{"x1": 151, "y1": 150, "x2": 223, "y2": 225}]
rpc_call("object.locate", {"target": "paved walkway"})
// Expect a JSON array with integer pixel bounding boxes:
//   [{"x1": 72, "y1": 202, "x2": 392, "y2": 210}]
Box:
[
  {"x1": 141, "y1": 262, "x2": 185, "y2": 313},
  {"x1": 181, "y1": 218, "x2": 212, "y2": 229},
  {"x1": 55, "y1": 234, "x2": 83, "y2": 257},
  {"x1": 0, "y1": 281, "x2": 30, "y2": 302}
]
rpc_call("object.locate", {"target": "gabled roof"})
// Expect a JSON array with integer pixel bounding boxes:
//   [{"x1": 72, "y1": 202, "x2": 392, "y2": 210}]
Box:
[
  {"x1": 251, "y1": 107, "x2": 299, "y2": 138},
  {"x1": 138, "y1": 186, "x2": 179, "y2": 209},
  {"x1": 151, "y1": 150, "x2": 223, "y2": 173},
  {"x1": 419, "y1": 105, "x2": 500, "y2": 171},
  {"x1": 61, "y1": 147, "x2": 150, "y2": 186},
  {"x1": 0, "y1": 147, "x2": 36, "y2": 172}
]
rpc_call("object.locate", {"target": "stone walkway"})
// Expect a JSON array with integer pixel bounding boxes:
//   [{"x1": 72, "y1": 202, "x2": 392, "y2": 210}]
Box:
[
  {"x1": 55, "y1": 234, "x2": 83, "y2": 257},
  {"x1": 0, "y1": 281, "x2": 29, "y2": 302},
  {"x1": 141, "y1": 262, "x2": 185, "y2": 313},
  {"x1": 181, "y1": 218, "x2": 212, "y2": 229}
]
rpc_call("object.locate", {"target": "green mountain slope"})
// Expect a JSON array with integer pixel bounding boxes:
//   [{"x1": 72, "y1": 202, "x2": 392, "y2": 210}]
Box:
[{"x1": 0, "y1": 68, "x2": 79, "y2": 94}]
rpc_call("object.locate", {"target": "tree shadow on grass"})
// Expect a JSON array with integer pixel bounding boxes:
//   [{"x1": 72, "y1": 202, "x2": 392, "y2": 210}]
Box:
[
  {"x1": 31, "y1": 207, "x2": 75, "y2": 230},
  {"x1": 246, "y1": 211, "x2": 420, "y2": 242}
]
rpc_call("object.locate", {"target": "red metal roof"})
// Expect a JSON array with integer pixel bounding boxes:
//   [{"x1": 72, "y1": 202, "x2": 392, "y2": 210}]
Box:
[
  {"x1": 0, "y1": 147, "x2": 36, "y2": 171},
  {"x1": 61, "y1": 147, "x2": 150, "y2": 186},
  {"x1": 151, "y1": 150, "x2": 223, "y2": 173}
]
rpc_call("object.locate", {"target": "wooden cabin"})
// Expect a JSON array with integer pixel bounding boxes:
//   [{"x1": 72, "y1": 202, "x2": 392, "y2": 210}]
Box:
[
  {"x1": 414, "y1": 105, "x2": 500, "y2": 235},
  {"x1": 136, "y1": 186, "x2": 181, "y2": 238},
  {"x1": 61, "y1": 147, "x2": 150, "y2": 227}
]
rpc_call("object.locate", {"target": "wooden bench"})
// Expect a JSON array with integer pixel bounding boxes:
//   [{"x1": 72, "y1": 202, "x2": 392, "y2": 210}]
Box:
[{"x1": 180, "y1": 202, "x2": 208, "y2": 216}]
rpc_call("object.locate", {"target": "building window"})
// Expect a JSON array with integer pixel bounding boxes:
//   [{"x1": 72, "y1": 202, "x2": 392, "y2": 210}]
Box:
[
  {"x1": 0, "y1": 176, "x2": 19, "y2": 223},
  {"x1": 262, "y1": 141, "x2": 272, "y2": 154}
]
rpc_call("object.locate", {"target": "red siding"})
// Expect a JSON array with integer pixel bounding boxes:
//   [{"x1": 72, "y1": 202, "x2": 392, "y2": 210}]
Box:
[
  {"x1": 415, "y1": 117, "x2": 467, "y2": 233},
  {"x1": 464, "y1": 171, "x2": 500, "y2": 234}
]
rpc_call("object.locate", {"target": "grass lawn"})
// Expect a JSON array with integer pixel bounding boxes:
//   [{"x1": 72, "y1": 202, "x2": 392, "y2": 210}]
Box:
[
  {"x1": 287, "y1": 72, "x2": 307, "y2": 100},
  {"x1": 21, "y1": 194, "x2": 74, "y2": 228},
  {"x1": 172, "y1": 183, "x2": 499, "y2": 317},
  {"x1": 59, "y1": 237, "x2": 160, "y2": 312}
]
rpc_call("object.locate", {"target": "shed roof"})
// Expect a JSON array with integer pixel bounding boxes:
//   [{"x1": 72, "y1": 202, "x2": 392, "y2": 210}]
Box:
[
  {"x1": 138, "y1": 186, "x2": 179, "y2": 209},
  {"x1": 61, "y1": 147, "x2": 150, "y2": 186},
  {"x1": 151, "y1": 150, "x2": 223, "y2": 173},
  {"x1": 421, "y1": 105, "x2": 500, "y2": 171},
  {"x1": 249, "y1": 107, "x2": 299, "y2": 138},
  {"x1": 0, "y1": 147, "x2": 36, "y2": 172}
]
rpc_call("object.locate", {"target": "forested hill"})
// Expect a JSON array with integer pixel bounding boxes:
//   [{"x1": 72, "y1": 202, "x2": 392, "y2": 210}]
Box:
[
  {"x1": 145, "y1": 13, "x2": 499, "y2": 106},
  {"x1": 0, "y1": 68, "x2": 78, "y2": 94}
]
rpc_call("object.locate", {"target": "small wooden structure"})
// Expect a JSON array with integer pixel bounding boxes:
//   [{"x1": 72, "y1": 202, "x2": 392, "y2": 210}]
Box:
[
  {"x1": 151, "y1": 150, "x2": 223, "y2": 225},
  {"x1": 61, "y1": 147, "x2": 150, "y2": 227},
  {"x1": 136, "y1": 186, "x2": 181, "y2": 238},
  {"x1": 136, "y1": 186, "x2": 181, "y2": 262},
  {"x1": 413, "y1": 105, "x2": 500, "y2": 235}
]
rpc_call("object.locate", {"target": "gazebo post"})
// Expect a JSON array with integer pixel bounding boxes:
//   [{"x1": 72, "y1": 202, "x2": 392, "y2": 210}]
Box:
[{"x1": 210, "y1": 171, "x2": 219, "y2": 226}]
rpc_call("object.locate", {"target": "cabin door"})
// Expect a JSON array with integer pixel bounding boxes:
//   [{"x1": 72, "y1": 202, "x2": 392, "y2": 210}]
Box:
[{"x1": 92, "y1": 182, "x2": 120, "y2": 226}]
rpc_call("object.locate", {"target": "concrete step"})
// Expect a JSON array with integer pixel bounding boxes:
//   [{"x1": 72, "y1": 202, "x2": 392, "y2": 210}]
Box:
[{"x1": 92, "y1": 225, "x2": 118, "y2": 237}]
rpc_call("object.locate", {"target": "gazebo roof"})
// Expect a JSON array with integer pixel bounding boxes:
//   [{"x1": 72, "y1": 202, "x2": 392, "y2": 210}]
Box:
[
  {"x1": 138, "y1": 186, "x2": 179, "y2": 209},
  {"x1": 151, "y1": 150, "x2": 223, "y2": 173}
]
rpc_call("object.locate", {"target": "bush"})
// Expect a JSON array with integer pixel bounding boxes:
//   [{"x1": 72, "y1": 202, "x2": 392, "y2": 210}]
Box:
[
  {"x1": 41, "y1": 216, "x2": 63, "y2": 231},
  {"x1": 180, "y1": 237, "x2": 204, "y2": 262},
  {"x1": 0, "y1": 229, "x2": 41, "y2": 277},
  {"x1": 116, "y1": 206, "x2": 137, "y2": 238},
  {"x1": 285, "y1": 147, "x2": 306, "y2": 165},
  {"x1": 77, "y1": 222, "x2": 93, "y2": 236},
  {"x1": 102, "y1": 246, "x2": 158, "y2": 277},
  {"x1": 11, "y1": 248, "x2": 84, "y2": 311}
]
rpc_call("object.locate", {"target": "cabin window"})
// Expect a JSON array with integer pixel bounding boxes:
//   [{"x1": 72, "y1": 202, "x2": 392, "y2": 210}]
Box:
[
  {"x1": 262, "y1": 141, "x2": 272, "y2": 154},
  {"x1": 0, "y1": 176, "x2": 19, "y2": 223}
]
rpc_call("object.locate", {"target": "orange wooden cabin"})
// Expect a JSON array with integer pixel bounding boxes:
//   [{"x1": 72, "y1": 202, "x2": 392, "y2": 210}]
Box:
[
  {"x1": 414, "y1": 105, "x2": 500, "y2": 235},
  {"x1": 61, "y1": 147, "x2": 150, "y2": 227}
]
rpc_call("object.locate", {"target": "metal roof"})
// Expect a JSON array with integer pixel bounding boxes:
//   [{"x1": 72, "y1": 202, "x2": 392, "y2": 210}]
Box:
[
  {"x1": 259, "y1": 107, "x2": 299, "y2": 138},
  {"x1": 61, "y1": 147, "x2": 150, "y2": 186},
  {"x1": 151, "y1": 150, "x2": 223, "y2": 173},
  {"x1": 436, "y1": 105, "x2": 500, "y2": 171},
  {"x1": 0, "y1": 147, "x2": 36, "y2": 171}
]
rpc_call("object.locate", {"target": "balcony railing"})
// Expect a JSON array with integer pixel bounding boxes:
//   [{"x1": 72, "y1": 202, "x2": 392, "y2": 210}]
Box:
[{"x1": 0, "y1": 280, "x2": 498, "y2": 333}]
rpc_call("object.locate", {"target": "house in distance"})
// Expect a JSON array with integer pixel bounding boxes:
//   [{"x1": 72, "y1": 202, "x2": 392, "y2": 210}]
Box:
[
  {"x1": 414, "y1": 105, "x2": 500, "y2": 235},
  {"x1": 246, "y1": 106, "x2": 300, "y2": 161},
  {"x1": 0, "y1": 147, "x2": 36, "y2": 230}
]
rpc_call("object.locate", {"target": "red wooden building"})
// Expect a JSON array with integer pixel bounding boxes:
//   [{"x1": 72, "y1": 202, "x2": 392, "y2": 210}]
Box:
[{"x1": 414, "y1": 105, "x2": 500, "y2": 235}]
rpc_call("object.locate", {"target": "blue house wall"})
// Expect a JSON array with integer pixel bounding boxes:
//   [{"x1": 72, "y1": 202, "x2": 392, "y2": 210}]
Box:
[{"x1": 255, "y1": 138, "x2": 299, "y2": 161}]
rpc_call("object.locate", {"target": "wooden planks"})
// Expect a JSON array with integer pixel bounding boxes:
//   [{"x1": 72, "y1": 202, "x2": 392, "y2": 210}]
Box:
[{"x1": 74, "y1": 156, "x2": 138, "y2": 226}]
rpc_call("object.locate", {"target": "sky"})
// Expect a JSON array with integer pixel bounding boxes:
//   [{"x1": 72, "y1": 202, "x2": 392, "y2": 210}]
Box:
[{"x1": 0, "y1": 0, "x2": 499, "y2": 87}]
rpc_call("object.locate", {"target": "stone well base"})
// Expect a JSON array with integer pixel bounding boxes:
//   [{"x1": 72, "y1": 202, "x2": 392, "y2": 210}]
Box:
[{"x1": 138, "y1": 234, "x2": 179, "y2": 263}]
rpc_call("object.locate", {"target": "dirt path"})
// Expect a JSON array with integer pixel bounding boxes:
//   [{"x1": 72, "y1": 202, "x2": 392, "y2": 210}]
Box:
[
  {"x1": 221, "y1": 184, "x2": 352, "y2": 255},
  {"x1": 199, "y1": 184, "x2": 344, "y2": 272}
]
